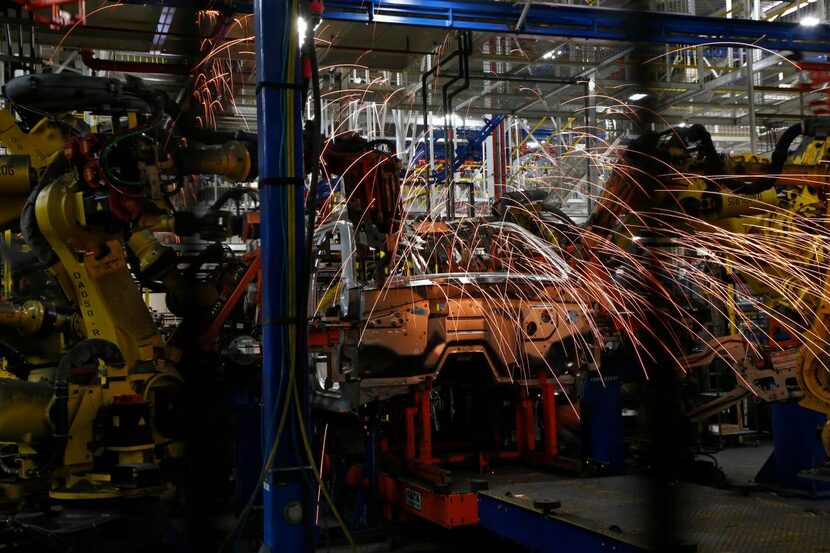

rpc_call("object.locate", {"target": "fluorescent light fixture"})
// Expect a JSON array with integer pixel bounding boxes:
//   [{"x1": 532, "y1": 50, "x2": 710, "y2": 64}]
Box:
[
  {"x1": 800, "y1": 16, "x2": 821, "y2": 26},
  {"x1": 297, "y1": 16, "x2": 308, "y2": 46},
  {"x1": 426, "y1": 113, "x2": 467, "y2": 127},
  {"x1": 628, "y1": 92, "x2": 648, "y2": 101}
]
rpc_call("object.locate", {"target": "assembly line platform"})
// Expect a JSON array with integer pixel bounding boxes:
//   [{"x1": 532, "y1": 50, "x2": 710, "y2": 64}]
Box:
[{"x1": 476, "y1": 475, "x2": 830, "y2": 552}]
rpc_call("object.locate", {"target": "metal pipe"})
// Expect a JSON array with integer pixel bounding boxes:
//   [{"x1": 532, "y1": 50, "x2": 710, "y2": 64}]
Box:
[
  {"x1": 747, "y1": 50, "x2": 757, "y2": 154},
  {"x1": 254, "y1": 0, "x2": 310, "y2": 550},
  {"x1": 442, "y1": 32, "x2": 472, "y2": 218},
  {"x1": 445, "y1": 33, "x2": 474, "y2": 216},
  {"x1": 441, "y1": 39, "x2": 464, "y2": 218},
  {"x1": 320, "y1": 43, "x2": 434, "y2": 56},
  {"x1": 585, "y1": 78, "x2": 597, "y2": 215},
  {"x1": 515, "y1": 0, "x2": 533, "y2": 30},
  {"x1": 422, "y1": 48, "x2": 460, "y2": 216},
  {"x1": 466, "y1": 74, "x2": 576, "y2": 85}
]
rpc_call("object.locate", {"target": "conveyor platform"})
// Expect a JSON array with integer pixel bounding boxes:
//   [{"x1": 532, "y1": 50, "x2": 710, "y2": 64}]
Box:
[{"x1": 477, "y1": 476, "x2": 830, "y2": 552}]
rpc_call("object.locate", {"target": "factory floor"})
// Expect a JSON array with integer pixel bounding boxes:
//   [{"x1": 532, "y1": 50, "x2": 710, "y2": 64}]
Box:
[
  {"x1": 5, "y1": 441, "x2": 826, "y2": 552},
  {"x1": 713, "y1": 439, "x2": 775, "y2": 484},
  {"x1": 713, "y1": 438, "x2": 830, "y2": 513},
  {"x1": 318, "y1": 440, "x2": 830, "y2": 553}
]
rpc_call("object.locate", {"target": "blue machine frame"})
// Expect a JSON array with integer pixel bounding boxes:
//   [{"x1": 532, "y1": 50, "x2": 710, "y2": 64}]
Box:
[
  {"x1": 254, "y1": 0, "x2": 311, "y2": 551},
  {"x1": 477, "y1": 494, "x2": 646, "y2": 553},
  {"x1": 321, "y1": 1, "x2": 830, "y2": 50}
]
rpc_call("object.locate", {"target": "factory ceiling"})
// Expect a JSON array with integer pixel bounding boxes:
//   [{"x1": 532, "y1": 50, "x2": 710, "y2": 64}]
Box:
[{"x1": 2, "y1": 0, "x2": 826, "y2": 151}]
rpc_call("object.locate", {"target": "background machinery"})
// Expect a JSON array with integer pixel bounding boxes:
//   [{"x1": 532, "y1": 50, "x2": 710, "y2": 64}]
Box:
[{"x1": 564, "y1": 118, "x2": 830, "y2": 472}]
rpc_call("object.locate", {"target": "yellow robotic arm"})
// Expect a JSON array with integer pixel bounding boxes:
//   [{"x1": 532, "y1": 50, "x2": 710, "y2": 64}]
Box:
[
  {"x1": 0, "y1": 108, "x2": 73, "y2": 228},
  {"x1": 797, "y1": 295, "x2": 830, "y2": 458}
]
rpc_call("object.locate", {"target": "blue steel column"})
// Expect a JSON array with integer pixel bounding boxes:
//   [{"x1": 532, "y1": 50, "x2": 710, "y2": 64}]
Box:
[{"x1": 254, "y1": 0, "x2": 310, "y2": 552}]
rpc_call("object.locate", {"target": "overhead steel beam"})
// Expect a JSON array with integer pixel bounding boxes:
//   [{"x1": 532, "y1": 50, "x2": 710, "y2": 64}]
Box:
[
  {"x1": 515, "y1": 0, "x2": 533, "y2": 31},
  {"x1": 655, "y1": 54, "x2": 783, "y2": 109},
  {"x1": 516, "y1": 46, "x2": 635, "y2": 114},
  {"x1": 116, "y1": 1, "x2": 830, "y2": 53},
  {"x1": 320, "y1": 1, "x2": 830, "y2": 51},
  {"x1": 736, "y1": 91, "x2": 821, "y2": 121}
]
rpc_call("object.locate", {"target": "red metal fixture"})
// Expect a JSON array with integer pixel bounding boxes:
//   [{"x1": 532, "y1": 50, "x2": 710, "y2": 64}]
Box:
[
  {"x1": 492, "y1": 120, "x2": 507, "y2": 201},
  {"x1": 201, "y1": 252, "x2": 261, "y2": 350},
  {"x1": 798, "y1": 62, "x2": 830, "y2": 115},
  {"x1": 342, "y1": 371, "x2": 568, "y2": 529},
  {"x1": 13, "y1": 0, "x2": 85, "y2": 30}
]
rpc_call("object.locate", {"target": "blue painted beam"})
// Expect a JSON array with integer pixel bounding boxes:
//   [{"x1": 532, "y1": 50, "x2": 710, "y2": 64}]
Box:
[
  {"x1": 452, "y1": 114, "x2": 505, "y2": 176},
  {"x1": 117, "y1": 1, "x2": 829, "y2": 51},
  {"x1": 321, "y1": 0, "x2": 830, "y2": 51},
  {"x1": 254, "y1": 0, "x2": 311, "y2": 551}
]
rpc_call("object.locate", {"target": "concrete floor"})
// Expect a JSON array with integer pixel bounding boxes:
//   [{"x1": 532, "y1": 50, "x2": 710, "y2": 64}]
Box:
[
  {"x1": 712, "y1": 438, "x2": 830, "y2": 514},
  {"x1": 712, "y1": 440, "x2": 774, "y2": 485}
]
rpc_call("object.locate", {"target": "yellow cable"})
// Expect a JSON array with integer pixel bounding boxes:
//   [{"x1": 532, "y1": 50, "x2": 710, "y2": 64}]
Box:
[
  {"x1": 224, "y1": 4, "x2": 355, "y2": 550},
  {"x1": 219, "y1": 356, "x2": 296, "y2": 552},
  {"x1": 291, "y1": 379, "x2": 358, "y2": 552}
]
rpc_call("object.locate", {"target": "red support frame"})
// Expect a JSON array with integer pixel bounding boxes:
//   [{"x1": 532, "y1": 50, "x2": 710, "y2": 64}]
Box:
[
  {"x1": 345, "y1": 374, "x2": 573, "y2": 530},
  {"x1": 516, "y1": 387, "x2": 535, "y2": 454},
  {"x1": 417, "y1": 379, "x2": 433, "y2": 464},
  {"x1": 539, "y1": 371, "x2": 558, "y2": 459}
]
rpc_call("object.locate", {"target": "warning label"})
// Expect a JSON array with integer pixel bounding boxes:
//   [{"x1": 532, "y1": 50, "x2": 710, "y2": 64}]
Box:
[{"x1": 405, "y1": 488, "x2": 422, "y2": 511}]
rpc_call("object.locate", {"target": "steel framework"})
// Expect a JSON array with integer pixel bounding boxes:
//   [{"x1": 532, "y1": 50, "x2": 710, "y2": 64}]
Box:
[{"x1": 321, "y1": 0, "x2": 830, "y2": 51}]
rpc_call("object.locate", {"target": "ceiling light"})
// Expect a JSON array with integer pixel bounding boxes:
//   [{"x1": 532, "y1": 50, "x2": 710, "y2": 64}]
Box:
[
  {"x1": 542, "y1": 50, "x2": 556, "y2": 60},
  {"x1": 800, "y1": 16, "x2": 821, "y2": 26},
  {"x1": 297, "y1": 16, "x2": 308, "y2": 46},
  {"x1": 628, "y1": 93, "x2": 648, "y2": 101}
]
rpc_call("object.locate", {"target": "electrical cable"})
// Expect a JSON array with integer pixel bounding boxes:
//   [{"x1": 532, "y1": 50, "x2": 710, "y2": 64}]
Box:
[
  {"x1": 1, "y1": 98, "x2": 87, "y2": 137},
  {"x1": 292, "y1": 377, "x2": 356, "y2": 551},
  {"x1": 292, "y1": 7, "x2": 358, "y2": 549},
  {"x1": 218, "y1": 353, "x2": 296, "y2": 552},
  {"x1": 221, "y1": 3, "x2": 357, "y2": 550},
  {"x1": 98, "y1": 86, "x2": 167, "y2": 188},
  {"x1": 220, "y1": 2, "x2": 301, "y2": 549}
]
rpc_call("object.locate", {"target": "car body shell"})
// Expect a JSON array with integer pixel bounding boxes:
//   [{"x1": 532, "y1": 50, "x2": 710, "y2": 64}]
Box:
[{"x1": 310, "y1": 219, "x2": 598, "y2": 407}]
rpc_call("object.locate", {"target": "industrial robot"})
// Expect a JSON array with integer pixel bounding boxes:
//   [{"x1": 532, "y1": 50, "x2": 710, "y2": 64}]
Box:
[
  {"x1": 0, "y1": 72, "x2": 258, "y2": 507},
  {"x1": 569, "y1": 118, "x2": 830, "y2": 464}
]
